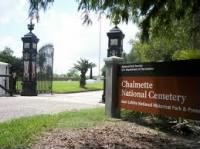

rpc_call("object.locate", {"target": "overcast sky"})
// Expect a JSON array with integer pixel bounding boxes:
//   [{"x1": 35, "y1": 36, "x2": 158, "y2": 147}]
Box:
[{"x1": 0, "y1": 0, "x2": 139, "y2": 75}]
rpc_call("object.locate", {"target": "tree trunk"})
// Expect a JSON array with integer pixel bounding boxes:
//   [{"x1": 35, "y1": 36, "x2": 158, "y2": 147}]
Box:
[
  {"x1": 80, "y1": 73, "x2": 86, "y2": 88},
  {"x1": 90, "y1": 67, "x2": 93, "y2": 79},
  {"x1": 192, "y1": 8, "x2": 200, "y2": 49}
]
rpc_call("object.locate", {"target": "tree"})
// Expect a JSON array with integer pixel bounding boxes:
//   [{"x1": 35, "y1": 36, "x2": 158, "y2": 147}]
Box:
[
  {"x1": 28, "y1": 0, "x2": 54, "y2": 22},
  {"x1": 74, "y1": 58, "x2": 91, "y2": 88},
  {"x1": 127, "y1": 33, "x2": 193, "y2": 63},
  {"x1": 77, "y1": 0, "x2": 200, "y2": 44},
  {"x1": 0, "y1": 47, "x2": 14, "y2": 64},
  {"x1": 0, "y1": 47, "x2": 23, "y2": 74},
  {"x1": 128, "y1": 38, "x2": 177, "y2": 63},
  {"x1": 0, "y1": 47, "x2": 23, "y2": 93},
  {"x1": 127, "y1": 10, "x2": 196, "y2": 63},
  {"x1": 28, "y1": 0, "x2": 200, "y2": 45},
  {"x1": 172, "y1": 49, "x2": 200, "y2": 60},
  {"x1": 88, "y1": 62, "x2": 96, "y2": 79},
  {"x1": 66, "y1": 68, "x2": 79, "y2": 80}
]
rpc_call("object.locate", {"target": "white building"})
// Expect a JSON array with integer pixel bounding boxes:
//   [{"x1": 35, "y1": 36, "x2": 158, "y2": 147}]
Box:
[{"x1": 0, "y1": 62, "x2": 10, "y2": 96}]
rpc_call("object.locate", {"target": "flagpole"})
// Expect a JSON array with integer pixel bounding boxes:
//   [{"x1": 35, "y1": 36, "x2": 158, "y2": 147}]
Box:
[{"x1": 98, "y1": 13, "x2": 102, "y2": 79}]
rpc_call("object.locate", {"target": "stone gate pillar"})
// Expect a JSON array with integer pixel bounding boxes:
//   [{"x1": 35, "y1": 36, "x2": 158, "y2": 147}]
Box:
[{"x1": 105, "y1": 56, "x2": 123, "y2": 118}]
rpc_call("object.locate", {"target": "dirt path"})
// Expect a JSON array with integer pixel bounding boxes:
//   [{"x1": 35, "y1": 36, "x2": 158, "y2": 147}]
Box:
[{"x1": 31, "y1": 120, "x2": 200, "y2": 149}]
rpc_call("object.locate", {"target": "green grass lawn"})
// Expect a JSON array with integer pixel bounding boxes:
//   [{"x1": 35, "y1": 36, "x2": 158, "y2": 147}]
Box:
[
  {"x1": 0, "y1": 108, "x2": 106, "y2": 149},
  {"x1": 17, "y1": 80, "x2": 103, "y2": 93},
  {"x1": 52, "y1": 80, "x2": 103, "y2": 93}
]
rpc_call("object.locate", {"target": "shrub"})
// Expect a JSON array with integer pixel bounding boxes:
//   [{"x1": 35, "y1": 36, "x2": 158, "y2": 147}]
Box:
[{"x1": 172, "y1": 49, "x2": 200, "y2": 60}]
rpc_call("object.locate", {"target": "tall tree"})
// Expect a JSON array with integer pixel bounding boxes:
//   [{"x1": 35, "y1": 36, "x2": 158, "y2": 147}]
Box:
[
  {"x1": 77, "y1": 0, "x2": 200, "y2": 44},
  {"x1": 127, "y1": 12, "x2": 195, "y2": 63},
  {"x1": 88, "y1": 62, "x2": 96, "y2": 79},
  {"x1": 28, "y1": 0, "x2": 200, "y2": 45},
  {"x1": 74, "y1": 58, "x2": 91, "y2": 88},
  {"x1": 28, "y1": 0, "x2": 54, "y2": 21}
]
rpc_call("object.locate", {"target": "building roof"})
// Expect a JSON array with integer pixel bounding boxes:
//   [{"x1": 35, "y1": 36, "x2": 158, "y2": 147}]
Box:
[{"x1": 0, "y1": 61, "x2": 9, "y2": 66}]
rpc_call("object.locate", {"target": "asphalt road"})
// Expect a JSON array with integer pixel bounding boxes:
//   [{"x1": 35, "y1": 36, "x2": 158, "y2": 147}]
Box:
[{"x1": 0, "y1": 91, "x2": 104, "y2": 122}]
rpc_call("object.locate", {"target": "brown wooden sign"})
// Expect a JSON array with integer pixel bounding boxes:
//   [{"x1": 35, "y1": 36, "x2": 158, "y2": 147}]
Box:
[{"x1": 118, "y1": 60, "x2": 200, "y2": 120}]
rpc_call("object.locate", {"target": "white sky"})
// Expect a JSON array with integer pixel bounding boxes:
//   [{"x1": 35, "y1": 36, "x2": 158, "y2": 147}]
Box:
[{"x1": 0, "y1": 0, "x2": 139, "y2": 75}]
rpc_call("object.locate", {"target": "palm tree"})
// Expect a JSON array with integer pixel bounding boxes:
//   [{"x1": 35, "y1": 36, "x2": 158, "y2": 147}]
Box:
[
  {"x1": 74, "y1": 58, "x2": 91, "y2": 88},
  {"x1": 88, "y1": 62, "x2": 96, "y2": 79}
]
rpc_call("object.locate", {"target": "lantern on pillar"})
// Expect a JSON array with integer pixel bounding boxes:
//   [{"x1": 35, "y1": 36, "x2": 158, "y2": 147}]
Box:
[
  {"x1": 21, "y1": 22, "x2": 39, "y2": 96},
  {"x1": 102, "y1": 24, "x2": 125, "y2": 103},
  {"x1": 107, "y1": 25, "x2": 124, "y2": 57}
]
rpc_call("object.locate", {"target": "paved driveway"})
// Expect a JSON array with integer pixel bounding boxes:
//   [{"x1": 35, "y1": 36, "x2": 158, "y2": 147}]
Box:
[{"x1": 0, "y1": 91, "x2": 104, "y2": 122}]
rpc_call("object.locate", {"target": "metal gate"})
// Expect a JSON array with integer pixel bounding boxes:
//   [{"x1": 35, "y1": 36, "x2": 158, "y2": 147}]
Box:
[
  {"x1": 37, "y1": 44, "x2": 54, "y2": 94},
  {"x1": 0, "y1": 62, "x2": 13, "y2": 96}
]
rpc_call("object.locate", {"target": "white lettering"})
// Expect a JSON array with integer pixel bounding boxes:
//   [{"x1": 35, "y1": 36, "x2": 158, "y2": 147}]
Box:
[
  {"x1": 121, "y1": 80, "x2": 153, "y2": 89},
  {"x1": 187, "y1": 107, "x2": 200, "y2": 114},
  {"x1": 148, "y1": 91, "x2": 187, "y2": 105},
  {"x1": 121, "y1": 89, "x2": 147, "y2": 99},
  {"x1": 153, "y1": 103, "x2": 171, "y2": 110}
]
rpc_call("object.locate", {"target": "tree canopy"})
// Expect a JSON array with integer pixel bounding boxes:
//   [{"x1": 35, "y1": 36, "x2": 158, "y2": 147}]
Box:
[
  {"x1": 0, "y1": 47, "x2": 14, "y2": 63},
  {"x1": 0, "y1": 47, "x2": 23, "y2": 75},
  {"x1": 28, "y1": 0, "x2": 200, "y2": 42},
  {"x1": 126, "y1": 11, "x2": 198, "y2": 63},
  {"x1": 28, "y1": 0, "x2": 200, "y2": 63}
]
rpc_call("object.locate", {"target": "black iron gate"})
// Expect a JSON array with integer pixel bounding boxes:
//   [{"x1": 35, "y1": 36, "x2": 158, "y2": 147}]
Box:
[
  {"x1": 37, "y1": 44, "x2": 54, "y2": 93},
  {"x1": 0, "y1": 74, "x2": 13, "y2": 96}
]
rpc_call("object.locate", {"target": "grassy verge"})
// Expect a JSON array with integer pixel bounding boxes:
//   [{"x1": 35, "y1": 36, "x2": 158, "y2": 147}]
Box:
[
  {"x1": 0, "y1": 108, "x2": 106, "y2": 149},
  {"x1": 53, "y1": 81, "x2": 103, "y2": 93},
  {"x1": 17, "y1": 81, "x2": 103, "y2": 93}
]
